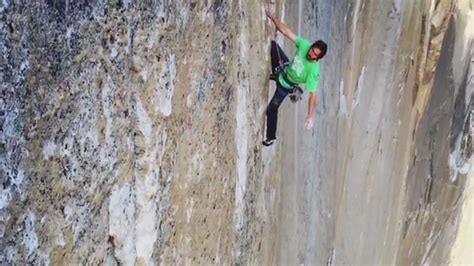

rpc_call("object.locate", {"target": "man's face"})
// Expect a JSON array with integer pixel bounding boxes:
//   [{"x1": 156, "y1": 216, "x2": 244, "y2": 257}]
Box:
[{"x1": 307, "y1": 47, "x2": 322, "y2": 61}]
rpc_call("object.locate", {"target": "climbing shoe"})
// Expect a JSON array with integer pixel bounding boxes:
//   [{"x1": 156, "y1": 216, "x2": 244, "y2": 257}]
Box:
[{"x1": 262, "y1": 138, "x2": 276, "y2": 146}]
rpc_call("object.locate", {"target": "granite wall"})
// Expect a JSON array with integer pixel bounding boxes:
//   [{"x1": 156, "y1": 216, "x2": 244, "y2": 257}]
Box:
[
  {"x1": 1, "y1": 1, "x2": 271, "y2": 264},
  {"x1": 1, "y1": 0, "x2": 472, "y2": 265}
]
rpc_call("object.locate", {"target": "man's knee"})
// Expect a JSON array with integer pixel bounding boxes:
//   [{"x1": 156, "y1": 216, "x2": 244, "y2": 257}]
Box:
[{"x1": 267, "y1": 101, "x2": 280, "y2": 114}]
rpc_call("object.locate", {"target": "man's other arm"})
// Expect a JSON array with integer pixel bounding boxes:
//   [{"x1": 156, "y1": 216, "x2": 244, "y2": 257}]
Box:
[{"x1": 305, "y1": 92, "x2": 317, "y2": 129}]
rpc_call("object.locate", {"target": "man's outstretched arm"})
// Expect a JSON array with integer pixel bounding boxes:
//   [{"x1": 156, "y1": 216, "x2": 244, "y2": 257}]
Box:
[
  {"x1": 306, "y1": 92, "x2": 317, "y2": 129},
  {"x1": 266, "y1": 5, "x2": 297, "y2": 43}
]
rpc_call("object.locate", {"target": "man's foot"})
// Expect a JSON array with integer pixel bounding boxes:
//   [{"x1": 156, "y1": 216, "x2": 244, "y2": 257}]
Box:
[
  {"x1": 262, "y1": 138, "x2": 276, "y2": 146},
  {"x1": 269, "y1": 73, "x2": 277, "y2": 81}
]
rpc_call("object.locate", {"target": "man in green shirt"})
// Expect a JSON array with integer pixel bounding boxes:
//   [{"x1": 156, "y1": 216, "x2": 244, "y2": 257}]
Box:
[{"x1": 263, "y1": 5, "x2": 327, "y2": 146}]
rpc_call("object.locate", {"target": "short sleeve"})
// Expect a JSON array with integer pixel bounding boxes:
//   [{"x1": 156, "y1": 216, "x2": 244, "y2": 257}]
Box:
[
  {"x1": 306, "y1": 72, "x2": 320, "y2": 93},
  {"x1": 296, "y1": 36, "x2": 312, "y2": 49},
  {"x1": 295, "y1": 36, "x2": 304, "y2": 48}
]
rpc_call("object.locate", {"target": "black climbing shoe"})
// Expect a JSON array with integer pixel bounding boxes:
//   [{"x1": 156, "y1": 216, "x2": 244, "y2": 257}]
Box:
[
  {"x1": 262, "y1": 138, "x2": 276, "y2": 146},
  {"x1": 269, "y1": 73, "x2": 277, "y2": 81}
]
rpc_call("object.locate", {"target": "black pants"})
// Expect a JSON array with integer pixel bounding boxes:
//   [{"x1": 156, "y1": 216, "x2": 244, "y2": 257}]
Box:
[{"x1": 266, "y1": 41, "x2": 290, "y2": 140}]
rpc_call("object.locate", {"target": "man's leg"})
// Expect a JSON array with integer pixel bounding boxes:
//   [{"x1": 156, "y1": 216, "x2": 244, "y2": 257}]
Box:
[
  {"x1": 271, "y1": 41, "x2": 290, "y2": 74},
  {"x1": 264, "y1": 84, "x2": 288, "y2": 145}
]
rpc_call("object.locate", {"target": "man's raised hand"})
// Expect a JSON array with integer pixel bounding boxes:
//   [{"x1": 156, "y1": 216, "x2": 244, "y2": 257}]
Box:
[
  {"x1": 265, "y1": 4, "x2": 275, "y2": 19},
  {"x1": 305, "y1": 116, "x2": 314, "y2": 130}
]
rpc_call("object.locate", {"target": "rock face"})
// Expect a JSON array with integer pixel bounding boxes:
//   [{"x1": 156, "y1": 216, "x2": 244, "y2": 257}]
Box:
[{"x1": 0, "y1": 0, "x2": 472, "y2": 265}]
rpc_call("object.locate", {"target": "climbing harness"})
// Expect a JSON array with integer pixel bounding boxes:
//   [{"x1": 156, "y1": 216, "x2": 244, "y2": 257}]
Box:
[
  {"x1": 273, "y1": 45, "x2": 303, "y2": 103},
  {"x1": 272, "y1": 66, "x2": 303, "y2": 103}
]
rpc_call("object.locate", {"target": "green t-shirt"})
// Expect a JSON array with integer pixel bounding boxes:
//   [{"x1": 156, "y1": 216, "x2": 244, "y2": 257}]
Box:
[{"x1": 278, "y1": 36, "x2": 320, "y2": 93}]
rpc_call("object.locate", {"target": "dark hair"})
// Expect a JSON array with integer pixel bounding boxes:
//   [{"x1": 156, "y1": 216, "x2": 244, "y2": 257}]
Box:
[{"x1": 311, "y1": 40, "x2": 327, "y2": 59}]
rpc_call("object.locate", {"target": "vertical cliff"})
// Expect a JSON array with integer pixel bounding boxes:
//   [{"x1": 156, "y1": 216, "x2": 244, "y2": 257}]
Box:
[
  {"x1": 1, "y1": 0, "x2": 472, "y2": 265},
  {"x1": 275, "y1": 0, "x2": 472, "y2": 265},
  {"x1": 1, "y1": 1, "x2": 273, "y2": 264}
]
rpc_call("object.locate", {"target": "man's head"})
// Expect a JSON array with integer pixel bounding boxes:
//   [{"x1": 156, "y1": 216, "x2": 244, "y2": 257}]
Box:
[{"x1": 307, "y1": 40, "x2": 327, "y2": 61}]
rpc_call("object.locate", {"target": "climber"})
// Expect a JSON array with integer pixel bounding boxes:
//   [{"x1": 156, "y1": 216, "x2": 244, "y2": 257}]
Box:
[{"x1": 262, "y1": 3, "x2": 327, "y2": 147}]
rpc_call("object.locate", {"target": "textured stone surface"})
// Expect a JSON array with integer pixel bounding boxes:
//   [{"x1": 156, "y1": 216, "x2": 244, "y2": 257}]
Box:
[
  {"x1": 274, "y1": 0, "x2": 472, "y2": 265},
  {"x1": 0, "y1": 0, "x2": 472, "y2": 265},
  {"x1": 1, "y1": 1, "x2": 270, "y2": 264}
]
